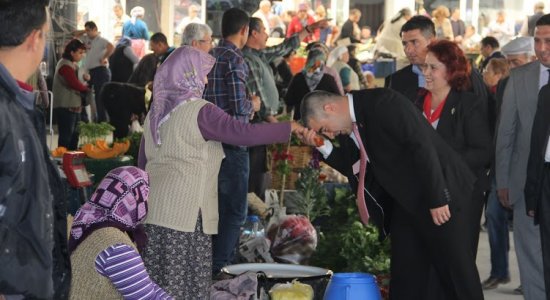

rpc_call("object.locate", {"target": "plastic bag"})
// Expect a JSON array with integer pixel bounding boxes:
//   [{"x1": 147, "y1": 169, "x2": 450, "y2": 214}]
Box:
[
  {"x1": 269, "y1": 280, "x2": 314, "y2": 300},
  {"x1": 267, "y1": 214, "x2": 317, "y2": 265}
]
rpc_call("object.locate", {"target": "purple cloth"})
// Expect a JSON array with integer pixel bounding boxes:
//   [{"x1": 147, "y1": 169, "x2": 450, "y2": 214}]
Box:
[
  {"x1": 137, "y1": 104, "x2": 291, "y2": 168},
  {"x1": 69, "y1": 166, "x2": 150, "y2": 253},
  {"x1": 96, "y1": 243, "x2": 173, "y2": 299},
  {"x1": 197, "y1": 104, "x2": 291, "y2": 146},
  {"x1": 149, "y1": 46, "x2": 215, "y2": 145}
]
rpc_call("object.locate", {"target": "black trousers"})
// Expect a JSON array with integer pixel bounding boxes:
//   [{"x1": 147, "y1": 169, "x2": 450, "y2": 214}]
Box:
[
  {"x1": 389, "y1": 201, "x2": 483, "y2": 300},
  {"x1": 539, "y1": 165, "x2": 550, "y2": 300}
]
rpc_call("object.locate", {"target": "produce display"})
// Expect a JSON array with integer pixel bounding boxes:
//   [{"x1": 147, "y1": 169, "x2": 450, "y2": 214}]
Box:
[{"x1": 50, "y1": 139, "x2": 131, "y2": 159}]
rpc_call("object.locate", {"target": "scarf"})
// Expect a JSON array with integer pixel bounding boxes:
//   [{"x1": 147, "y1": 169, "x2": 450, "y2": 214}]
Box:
[
  {"x1": 69, "y1": 166, "x2": 150, "y2": 253},
  {"x1": 303, "y1": 48, "x2": 326, "y2": 91},
  {"x1": 148, "y1": 45, "x2": 216, "y2": 145}
]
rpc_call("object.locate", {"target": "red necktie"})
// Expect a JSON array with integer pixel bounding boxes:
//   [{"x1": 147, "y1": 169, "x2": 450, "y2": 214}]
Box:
[{"x1": 352, "y1": 123, "x2": 370, "y2": 226}]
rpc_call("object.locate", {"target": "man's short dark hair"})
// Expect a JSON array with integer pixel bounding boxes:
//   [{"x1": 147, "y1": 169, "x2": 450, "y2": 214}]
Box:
[
  {"x1": 222, "y1": 8, "x2": 249, "y2": 38},
  {"x1": 300, "y1": 90, "x2": 341, "y2": 126},
  {"x1": 481, "y1": 36, "x2": 499, "y2": 49},
  {"x1": 400, "y1": 15, "x2": 435, "y2": 39},
  {"x1": 150, "y1": 32, "x2": 168, "y2": 44},
  {"x1": 249, "y1": 17, "x2": 263, "y2": 37},
  {"x1": 536, "y1": 13, "x2": 550, "y2": 27},
  {"x1": 0, "y1": 0, "x2": 49, "y2": 47},
  {"x1": 84, "y1": 21, "x2": 97, "y2": 30}
]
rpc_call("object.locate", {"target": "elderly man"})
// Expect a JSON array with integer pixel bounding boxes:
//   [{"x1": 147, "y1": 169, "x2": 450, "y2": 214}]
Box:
[
  {"x1": 181, "y1": 23, "x2": 213, "y2": 53},
  {"x1": 252, "y1": 0, "x2": 273, "y2": 35},
  {"x1": 0, "y1": 0, "x2": 70, "y2": 298},
  {"x1": 482, "y1": 36, "x2": 535, "y2": 291},
  {"x1": 496, "y1": 14, "x2": 550, "y2": 299}
]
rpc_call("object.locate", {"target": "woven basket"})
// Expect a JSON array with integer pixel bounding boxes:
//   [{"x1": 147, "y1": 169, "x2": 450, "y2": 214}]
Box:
[{"x1": 270, "y1": 146, "x2": 312, "y2": 190}]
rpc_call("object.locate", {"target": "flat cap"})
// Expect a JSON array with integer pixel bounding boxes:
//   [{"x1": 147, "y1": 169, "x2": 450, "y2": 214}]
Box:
[{"x1": 501, "y1": 37, "x2": 534, "y2": 56}]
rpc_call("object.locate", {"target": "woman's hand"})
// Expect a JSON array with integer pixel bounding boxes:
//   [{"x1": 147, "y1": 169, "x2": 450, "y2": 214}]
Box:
[{"x1": 83, "y1": 73, "x2": 91, "y2": 81}]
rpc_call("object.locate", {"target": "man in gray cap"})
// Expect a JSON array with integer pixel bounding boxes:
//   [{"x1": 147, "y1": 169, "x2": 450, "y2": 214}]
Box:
[{"x1": 482, "y1": 36, "x2": 535, "y2": 291}]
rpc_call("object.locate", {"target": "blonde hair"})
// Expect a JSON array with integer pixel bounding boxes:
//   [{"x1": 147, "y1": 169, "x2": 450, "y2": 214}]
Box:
[{"x1": 433, "y1": 5, "x2": 450, "y2": 19}]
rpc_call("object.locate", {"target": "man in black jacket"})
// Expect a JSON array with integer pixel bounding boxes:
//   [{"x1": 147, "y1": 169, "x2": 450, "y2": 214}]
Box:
[
  {"x1": 298, "y1": 89, "x2": 483, "y2": 299},
  {"x1": 0, "y1": 1, "x2": 71, "y2": 299},
  {"x1": 385, "y1": 15, "x2": 488, "y2": 106},
  {"x1": 339, "y1": 9, "x2": 362, "y2": 44}
]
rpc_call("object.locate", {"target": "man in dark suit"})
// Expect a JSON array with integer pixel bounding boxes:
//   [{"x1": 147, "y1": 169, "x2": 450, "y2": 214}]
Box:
[
  {"x1": 385, "y1": 15, "x2": 488, "y2": 104},
  {"x1": 298, "y1": 89, "x2": 483, "y2": 299},
  {"x1": 525, "y1": 84, "x2": 550, "y2": 299},
  {"x1": 480, "y1": 36, "x2": 506, "y2": 72}
]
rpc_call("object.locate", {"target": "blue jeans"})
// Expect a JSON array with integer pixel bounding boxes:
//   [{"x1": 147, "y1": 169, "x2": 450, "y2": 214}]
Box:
[
  {"x1": 89, "y1": 66, "x2": 111, "y2": 122},
  {"x1": 486, "y1": 180, "x2": 511, "y2": 279},
  {"x1": 55, "y1": 107, "x2": 80, "y2": 150},
  {"x1": 212, "y1": 146, "x2": 249, "y2": 274}
]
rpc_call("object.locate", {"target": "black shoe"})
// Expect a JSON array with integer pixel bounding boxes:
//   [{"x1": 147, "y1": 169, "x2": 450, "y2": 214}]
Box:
[
  {"x1": 481, "y1": 276, "x2": 511, "y2": 289},
  {"x1": 513, "y1": 285, "x2": 522, "y2": 294}
]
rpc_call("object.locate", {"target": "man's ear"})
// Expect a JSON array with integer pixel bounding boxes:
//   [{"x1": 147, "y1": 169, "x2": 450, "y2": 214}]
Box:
[
  {"x1": 240, "y1": 25, "x2": 249, "y2": 36},
  {"x1": 26, "y1": 29, "x2": 43, "y2": 52}
]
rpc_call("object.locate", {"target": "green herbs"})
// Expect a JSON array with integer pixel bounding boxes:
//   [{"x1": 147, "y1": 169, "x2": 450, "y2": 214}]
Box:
[{"x1": 78, "y1": 122, "x2": 115, "y2": 145}]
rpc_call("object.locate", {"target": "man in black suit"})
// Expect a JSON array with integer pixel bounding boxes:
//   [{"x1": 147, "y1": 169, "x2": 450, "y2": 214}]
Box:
[
  {"x1": 479, "y1": 36, "x2": 506, "y2": 72},
  {"x1": 385, "y1": 15, "x2": 488, "y2": 104},
  {"x1": 525, "y1": 84, "x2": 550, "y2": 298},
  {"x1": 298, "y1": 89, "x2": 483, "y2": 299}
]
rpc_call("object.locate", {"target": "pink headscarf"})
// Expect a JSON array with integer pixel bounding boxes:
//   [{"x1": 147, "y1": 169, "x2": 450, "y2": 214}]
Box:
[{"x1": 148, "y1": 45, "x2": 216, "y2": 145}]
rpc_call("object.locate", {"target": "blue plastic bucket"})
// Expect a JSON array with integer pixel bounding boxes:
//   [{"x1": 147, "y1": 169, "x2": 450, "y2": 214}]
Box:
[{"x1": 324, "y1": 273, "x2": 381, "y2": 300}]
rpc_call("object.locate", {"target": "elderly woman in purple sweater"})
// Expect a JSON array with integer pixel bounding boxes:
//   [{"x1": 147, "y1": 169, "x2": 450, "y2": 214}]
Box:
[{"x1": 137, "y1": 46, "x2": 302, "y2": 298}]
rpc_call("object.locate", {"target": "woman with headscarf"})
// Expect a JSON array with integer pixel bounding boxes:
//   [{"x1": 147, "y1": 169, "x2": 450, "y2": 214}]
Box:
[
  {"x1": 328, "y1": 46, "x2": 360, "y2": 93},
  {"x1": 123, "y1": 6, "x2": 150, "y2": 59},
  {"x1": 138, "y1": 46, "x2": 302, "y2": 298},
  {"x1": 285, "y1": 48, "x2": 340, "y2": 120},
  {"x1": 68, "y1": 166, "x2": 172, "y2": 299},
  {"x1": 109, "y1": 36, "x2": 139, "y2": 83}
]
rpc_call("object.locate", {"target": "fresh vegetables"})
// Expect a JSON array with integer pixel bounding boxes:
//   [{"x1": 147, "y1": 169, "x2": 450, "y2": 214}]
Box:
[
  {"x1": 51, "y1": 146, "x2": 68, "y2": 158},
  {"x1": 80, "y1": 139, "x2": 131, "y2": 159}
]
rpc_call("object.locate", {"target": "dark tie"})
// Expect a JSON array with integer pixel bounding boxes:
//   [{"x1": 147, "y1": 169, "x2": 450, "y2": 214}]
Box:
[
  {"x1": 352, "y1": 123, "x2": 370, "y2": 226},
  {"x1": 547, "y1": 69, "x2": 550, "y2": 86}
]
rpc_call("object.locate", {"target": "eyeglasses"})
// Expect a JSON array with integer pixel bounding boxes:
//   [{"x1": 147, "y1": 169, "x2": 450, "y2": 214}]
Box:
[
  {"x1": 198, "y1": 39, "x2": 214, "y2": 46},
  {"x1": 419, "y1": 62, "x2": 445, "y2": 72}
]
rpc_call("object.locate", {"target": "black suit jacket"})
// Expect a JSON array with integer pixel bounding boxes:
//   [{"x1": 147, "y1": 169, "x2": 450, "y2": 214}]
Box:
[
  {"x1": 415, "y1": 89, "x2": 493, "y2": 190},
  {"x1": 324, "y1": 89, "x2": 476, "y2": 236},
  {"x1": 525, "y1": 84, "x2": 550, "y2": 221}
]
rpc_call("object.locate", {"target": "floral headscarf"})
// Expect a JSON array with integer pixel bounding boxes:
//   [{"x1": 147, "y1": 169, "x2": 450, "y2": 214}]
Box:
[
  {"x1": 148, "y1": 45, "x2": 216, "y2": 145},
  {"x1": 69, "y1": 166, "x2": 150, "y2": 253},
  {"x1": 303, "y1": 48, "x2": 326, "y2": 91}
]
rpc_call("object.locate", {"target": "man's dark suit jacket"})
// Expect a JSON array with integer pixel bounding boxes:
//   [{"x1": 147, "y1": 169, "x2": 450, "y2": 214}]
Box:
[
  {"x1": 525, "y1": 84, "x2": 550, "y2": 222},
  {"x1": 414, "y1": 89, "x2": 493, "y2": 190},
  {"x1": 324, "y1": 89, "x2": 476, "y2": 236}
]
